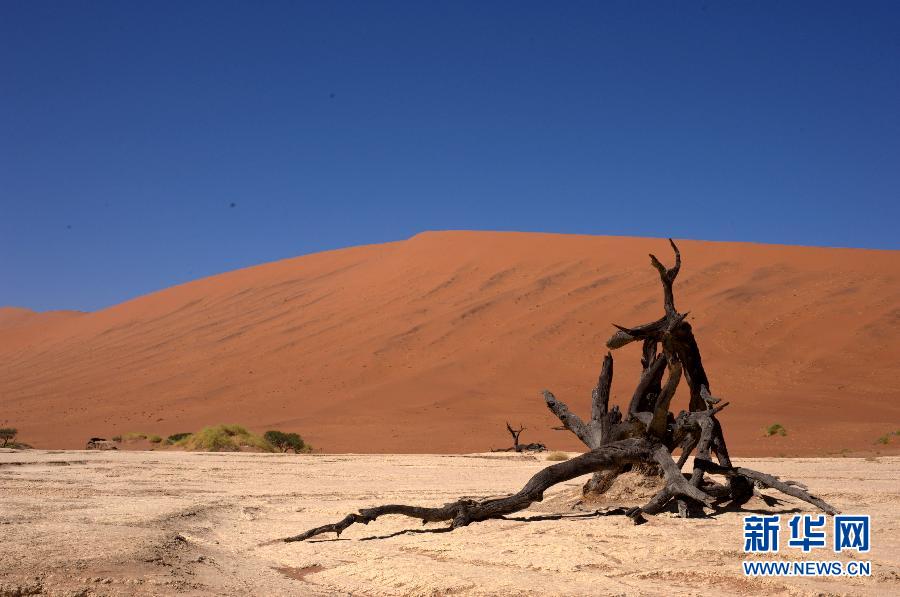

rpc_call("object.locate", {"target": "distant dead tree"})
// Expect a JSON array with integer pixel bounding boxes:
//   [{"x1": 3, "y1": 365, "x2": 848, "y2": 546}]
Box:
[
  {"x1": 0, "y1": 428, "x2": 17, "y2": 447},
  {"x1": 286, "y1": 240, "x2": 837, "y2": 542},
  {"x1": 492, "y1": 422, "x2": 546, "y2": 453}
]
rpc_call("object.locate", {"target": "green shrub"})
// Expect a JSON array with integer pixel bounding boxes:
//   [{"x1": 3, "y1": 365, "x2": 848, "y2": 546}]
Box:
[
  {"x1": 875, "y1": 431, "x2": 900, "y2": 445},
  {"x1": 764, "y1": 423, "x2": 787, "y2": 437},
  {"x1": 177, "y1": 425, "x2": 274, "y2": 452},
  {"x1": 263, "y1": 430, "x2": 285, "y2": 448},
  {"x1": 264, "y1": 430, "x2": 310, "y2": 453},
  {"x1": 165, "y1": 432, "x2": 192, "y2": 445},
  {"x1": 123, "y1": 432, "x2": 147, "y2": 441},
  {"x1": 545, "y1": 451, "x2": 569, "y2": 461},
  {"x1": 148, "y1": 435, "x2": 163, "y2": 443},
  {"x1": 0, "y1": 428, "x2": 17, "y2": 447}
]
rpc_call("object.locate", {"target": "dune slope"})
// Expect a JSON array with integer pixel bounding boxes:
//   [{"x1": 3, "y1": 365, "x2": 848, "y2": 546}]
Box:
[{"x1": 1, "y1": 231, "x2": 898, "y2": 454}]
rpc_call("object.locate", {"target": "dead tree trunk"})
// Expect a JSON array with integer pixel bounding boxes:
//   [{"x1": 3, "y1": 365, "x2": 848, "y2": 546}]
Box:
[
  {"x1": 285, "y1": 239, "x2": 838, "y2": 542},
  {"x1": 543, "y1": 352, "x2": 630, "y2": 493},
  {"x1": 508, "y1": 422, "x2": 523, "y2": 450}
]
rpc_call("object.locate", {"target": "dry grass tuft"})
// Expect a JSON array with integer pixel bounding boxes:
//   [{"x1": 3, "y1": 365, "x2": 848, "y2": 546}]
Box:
[
  {"x1": 175, "y1": 424, "x2": 274, "y2": 452},
  {"x1": 764, "y1": 423, "x2": 787, "y2": 437}
]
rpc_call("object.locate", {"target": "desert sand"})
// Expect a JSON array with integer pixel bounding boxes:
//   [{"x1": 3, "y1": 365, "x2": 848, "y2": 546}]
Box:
[
  {"x1": 1, "y1": 449, "x2": 897, "y2": 596},
  {"x1": 2, "y1": 231, "x2": 899, "y2": 454}
]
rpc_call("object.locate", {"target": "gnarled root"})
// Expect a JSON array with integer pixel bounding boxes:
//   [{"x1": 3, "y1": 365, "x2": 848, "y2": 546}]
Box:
[
  {"x1": 693, "y1": 458, "x2": 839, "y2": 515},
  {"x1": 285, "y1": 438, "x2": 686, "y2": 542}
]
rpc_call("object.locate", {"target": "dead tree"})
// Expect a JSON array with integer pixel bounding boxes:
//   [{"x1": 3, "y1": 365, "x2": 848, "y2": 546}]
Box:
[
  {"x1": 285, "y1": 240, "x2": 838, "y2": 542},
  {"x1": 492, "y1": 422, "x2": 547, "y2": 453}
]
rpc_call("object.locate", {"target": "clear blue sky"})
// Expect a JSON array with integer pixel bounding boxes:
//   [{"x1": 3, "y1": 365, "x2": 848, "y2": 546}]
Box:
[{"x1": 2, "y1": 1, "x2": 898, "y2": 311}]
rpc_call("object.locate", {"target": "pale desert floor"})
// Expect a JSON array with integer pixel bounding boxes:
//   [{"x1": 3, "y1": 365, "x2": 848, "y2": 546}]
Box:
[{"x1": 1, "y1": 450, "x2": 898, "y2": 597}]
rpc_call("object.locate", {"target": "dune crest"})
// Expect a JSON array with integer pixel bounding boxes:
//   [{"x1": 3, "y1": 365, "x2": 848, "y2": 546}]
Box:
[{"x1": 2, "y1": 231, "x2": 898, "y2": 454}]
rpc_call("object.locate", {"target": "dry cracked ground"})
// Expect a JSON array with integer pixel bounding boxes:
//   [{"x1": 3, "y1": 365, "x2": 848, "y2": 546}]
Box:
[{"x1": 0, "y1": 450, "x2": 898, "y2": 596}]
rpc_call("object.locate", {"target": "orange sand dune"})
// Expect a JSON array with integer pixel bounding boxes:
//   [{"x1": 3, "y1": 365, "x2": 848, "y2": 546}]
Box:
[
  {"x1": 0, "y1": 306, "x2": 84, "y2": 331},
  {"x1": 1, "y1": 231, "x2": 898, "y2": 455}
]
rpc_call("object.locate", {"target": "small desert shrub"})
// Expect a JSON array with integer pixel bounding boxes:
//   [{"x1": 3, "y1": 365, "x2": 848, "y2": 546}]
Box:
[
  {"x1": 111, "y1": 435, "x2": 122, "y2": 442},
  {"x1": 875, "y1": 430, "x2": 900, "y2": 445},
  {"x1": 148, "y1": 435, "x2": 163, "y2": 443},
  {"x1": 764, "y1": 423, "x2": 787, "y2": 437},
  {"x1": 0, "y1": 427, "x2": 17, "y2": 447},
  {"x1": 177, "y1": 424, "x2": 274, "y2": 452},
  {"x1": 123, "y1": 432, "x2": 148, "y2": 441},
  {"x1": 545, "y1": 451, "x2": 569, "y2": 461},
  {"x1": 264, "y1": 430, "x2": 310, "y2": 453}
]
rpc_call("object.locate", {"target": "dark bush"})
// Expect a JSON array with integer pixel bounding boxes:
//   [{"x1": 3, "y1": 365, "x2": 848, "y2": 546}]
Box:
[
  {"x1": 0, "y1": 428, "x2": 17, "y2": 447},
  {"x1": 264, "y1": 430, "x2": 309, "y2": 453}
]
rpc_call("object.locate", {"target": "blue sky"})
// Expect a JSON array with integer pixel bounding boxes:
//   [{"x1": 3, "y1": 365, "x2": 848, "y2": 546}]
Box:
[{"x1": 2, "y1": 1, "x2": 898, "y2": 311}]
